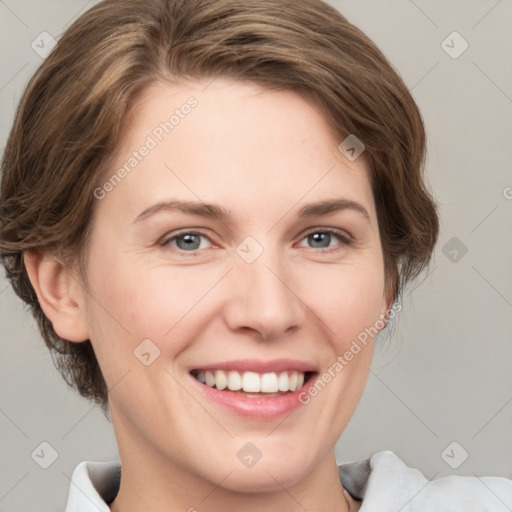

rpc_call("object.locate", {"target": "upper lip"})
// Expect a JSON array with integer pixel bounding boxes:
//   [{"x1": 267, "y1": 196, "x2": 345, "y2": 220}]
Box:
[{"x1": 190, "y1": 359, "x2": 318, "y2": 374}]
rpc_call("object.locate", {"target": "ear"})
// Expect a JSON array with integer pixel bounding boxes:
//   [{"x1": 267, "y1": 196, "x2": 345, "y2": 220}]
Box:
[{"x1": 24, "y1": 249, "x2": 89, "y2": 342}]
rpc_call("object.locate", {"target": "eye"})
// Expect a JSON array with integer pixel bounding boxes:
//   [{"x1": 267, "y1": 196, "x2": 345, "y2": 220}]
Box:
[
  {"x1": 297, "y1": 228, "x2": 352, "y2": 253},
  {"x1": 160, "y1": 231, "x2": 213, "y2": 253},
  {"x1": 160, "y1": 228, "x2": 352, "y2": 256}
]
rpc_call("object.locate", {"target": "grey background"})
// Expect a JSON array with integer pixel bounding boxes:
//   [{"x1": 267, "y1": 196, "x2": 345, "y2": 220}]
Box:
[{"x1": 1, "y1": 0, "x2": 511, "y2": 510}]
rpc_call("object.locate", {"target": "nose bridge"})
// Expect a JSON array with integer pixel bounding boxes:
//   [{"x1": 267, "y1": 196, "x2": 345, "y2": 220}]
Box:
[{"x1": 225, "y1": 241, "x2": 304, "y2": 340}]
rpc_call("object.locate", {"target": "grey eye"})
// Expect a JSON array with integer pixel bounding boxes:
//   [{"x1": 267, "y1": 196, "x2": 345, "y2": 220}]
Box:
[
  {"x1": 163, "y1": 232, "x2": 210, "y2": 252},
  {"x1": 307, "y1": 232, "x2": 334, "y2": 249}
]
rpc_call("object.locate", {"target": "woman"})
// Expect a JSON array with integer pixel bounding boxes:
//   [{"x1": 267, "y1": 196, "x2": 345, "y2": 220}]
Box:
[{"x1": 1, "y1": 0, "x2": 510, "y2": 510}]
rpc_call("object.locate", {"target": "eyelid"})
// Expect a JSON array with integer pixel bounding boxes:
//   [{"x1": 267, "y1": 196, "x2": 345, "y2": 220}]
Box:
[
  {"x1": 300, "y1": 226, "x2": 353, "y2": 243},
  {"x1": 159, "y1": 229, "x2": 215, "y2": 248},
  {"x1": 160, "y1": 226, "x2": 354, "y2": 255},
  {"x1": 295, "y1": 227, "x2": 354, "y2": 253}
]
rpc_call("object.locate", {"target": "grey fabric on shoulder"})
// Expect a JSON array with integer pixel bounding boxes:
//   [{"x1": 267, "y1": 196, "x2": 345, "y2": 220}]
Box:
[{"x1": 338, "y1": 457, "x2": 372, "y2": 499}]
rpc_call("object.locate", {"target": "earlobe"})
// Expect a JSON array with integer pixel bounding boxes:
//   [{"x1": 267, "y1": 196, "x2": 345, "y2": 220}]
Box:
[{"x1": 24, "y1": 249, "x2": 89, "y2": 342}]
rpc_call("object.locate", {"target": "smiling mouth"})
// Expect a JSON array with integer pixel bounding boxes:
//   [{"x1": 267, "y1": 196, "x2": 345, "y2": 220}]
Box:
[{"x1": 190, "y1": 369, "x2": 315, "y2": 396}]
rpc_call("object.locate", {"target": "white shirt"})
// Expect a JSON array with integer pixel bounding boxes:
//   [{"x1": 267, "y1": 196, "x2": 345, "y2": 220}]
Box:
[{"x1": 65, "y1": 450, "x2": 512, "y2": 511}]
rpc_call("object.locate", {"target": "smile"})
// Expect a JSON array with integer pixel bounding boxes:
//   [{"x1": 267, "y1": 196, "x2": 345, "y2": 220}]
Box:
[
  {"x1": 188, "y1": 359, "x2": 319, "y2": 418},
  {"x1": 191, "y1": 369, "x2": 313, "y2": 394}
]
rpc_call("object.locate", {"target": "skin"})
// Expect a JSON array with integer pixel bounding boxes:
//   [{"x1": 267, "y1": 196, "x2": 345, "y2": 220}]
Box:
[{"x1": 25, "y1": 79, "x2": 392, "y2": 511}]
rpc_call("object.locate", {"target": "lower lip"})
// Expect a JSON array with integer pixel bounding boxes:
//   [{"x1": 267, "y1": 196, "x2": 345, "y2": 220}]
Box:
[{"x1": 189, "y1": 373, "x2": 317, "y2": 419}]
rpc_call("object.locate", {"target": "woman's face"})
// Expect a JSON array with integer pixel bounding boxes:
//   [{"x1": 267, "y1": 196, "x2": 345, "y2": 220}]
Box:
[{"x1": 79, "y1": 79, "x2": 391, "y2": 491}]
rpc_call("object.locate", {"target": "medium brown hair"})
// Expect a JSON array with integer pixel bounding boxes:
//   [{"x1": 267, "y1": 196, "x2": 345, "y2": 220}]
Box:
[{"x1": 0, "y1": 0, "x2": 439, "y2": 409}]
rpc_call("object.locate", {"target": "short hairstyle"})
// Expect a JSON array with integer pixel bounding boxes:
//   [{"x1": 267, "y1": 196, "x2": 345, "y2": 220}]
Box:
[{"x1": 0, "y1": 0, "x2": 439, "y2": 409}]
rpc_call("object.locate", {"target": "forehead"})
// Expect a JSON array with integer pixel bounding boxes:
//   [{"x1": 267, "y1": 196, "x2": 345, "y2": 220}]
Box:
[{"x1": 97, "y1": 79, "x2": 377, "y2": 227}]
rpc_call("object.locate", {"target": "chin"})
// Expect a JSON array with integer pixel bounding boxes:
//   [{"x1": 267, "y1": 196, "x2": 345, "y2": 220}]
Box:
[
  {"x1": 203, "y1": 446, "x2": 317, "y2": 494},
  {"x1": 217, "y1": 464, "x2": 308, "y2": 494}
]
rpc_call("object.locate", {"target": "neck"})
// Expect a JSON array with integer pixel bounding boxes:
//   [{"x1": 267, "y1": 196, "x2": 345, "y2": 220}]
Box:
[
  {"x1": 110, "y1": 465, "x2": 353, "y2": 512},
  {"x1": 108, "y1": 414, "x2": 354, "y2": 512}
]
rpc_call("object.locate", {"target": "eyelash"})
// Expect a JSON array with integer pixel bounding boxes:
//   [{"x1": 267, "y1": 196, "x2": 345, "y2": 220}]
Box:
[{"x1": 160, "y1": 228, "x2": 353, "y2": 255}]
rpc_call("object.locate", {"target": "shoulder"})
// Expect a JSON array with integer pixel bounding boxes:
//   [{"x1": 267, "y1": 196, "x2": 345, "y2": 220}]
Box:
[
  {"x1": 65, "y1": 460, "x2": 121, "y2": 512},
  {"x1": 338, "y1": 450, "x2": 512, "y2": 511}
]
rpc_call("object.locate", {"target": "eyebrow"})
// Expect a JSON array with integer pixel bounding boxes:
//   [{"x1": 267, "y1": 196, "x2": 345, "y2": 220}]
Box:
[
  {"x1": 298, "y1": 198, "x2": 370, "y2": 221},
  {"x1": 132, "y1": 198, "x2": 371, "y2": 224}
]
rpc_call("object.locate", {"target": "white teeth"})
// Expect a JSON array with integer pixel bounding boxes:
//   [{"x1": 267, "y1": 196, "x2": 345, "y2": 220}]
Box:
[
  {"x1": 194, "y1": 370, "x2": 307, "y2": 393},
  {"x1": 278, "y1": 372, "x2": 289, "y2": 392},
  {"x1": 242, "y1": 371, "x2": 261, "y2": 392},
  {"x1": 205, "y1": 371, "x2": 215, "y2": 387},
  {"x1": 227, "y1": 371, "x2": 242, "y2": 391},
  {"x1": 215, "y1": 370, "x2": 228, "y2": 390},
  {"x1": 261, "y1": 373, "x2": 279, "y2": 393},
  {"x1": 289, "y1": 372, "x2": 298, "y2": 390}
]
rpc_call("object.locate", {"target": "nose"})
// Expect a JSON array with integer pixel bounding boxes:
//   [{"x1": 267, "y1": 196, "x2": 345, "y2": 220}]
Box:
[{"x1": 222, "y1": 247, "x2": 306, "y2": 342}]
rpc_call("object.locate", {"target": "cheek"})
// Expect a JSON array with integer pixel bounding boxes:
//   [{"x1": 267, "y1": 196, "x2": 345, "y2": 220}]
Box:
[
  {"x1": 301, "y1": 260, "x2": 386, "y2": 349},
  {"x1": 84, "y1": 259, "x2": 223, "y2": 360}
]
